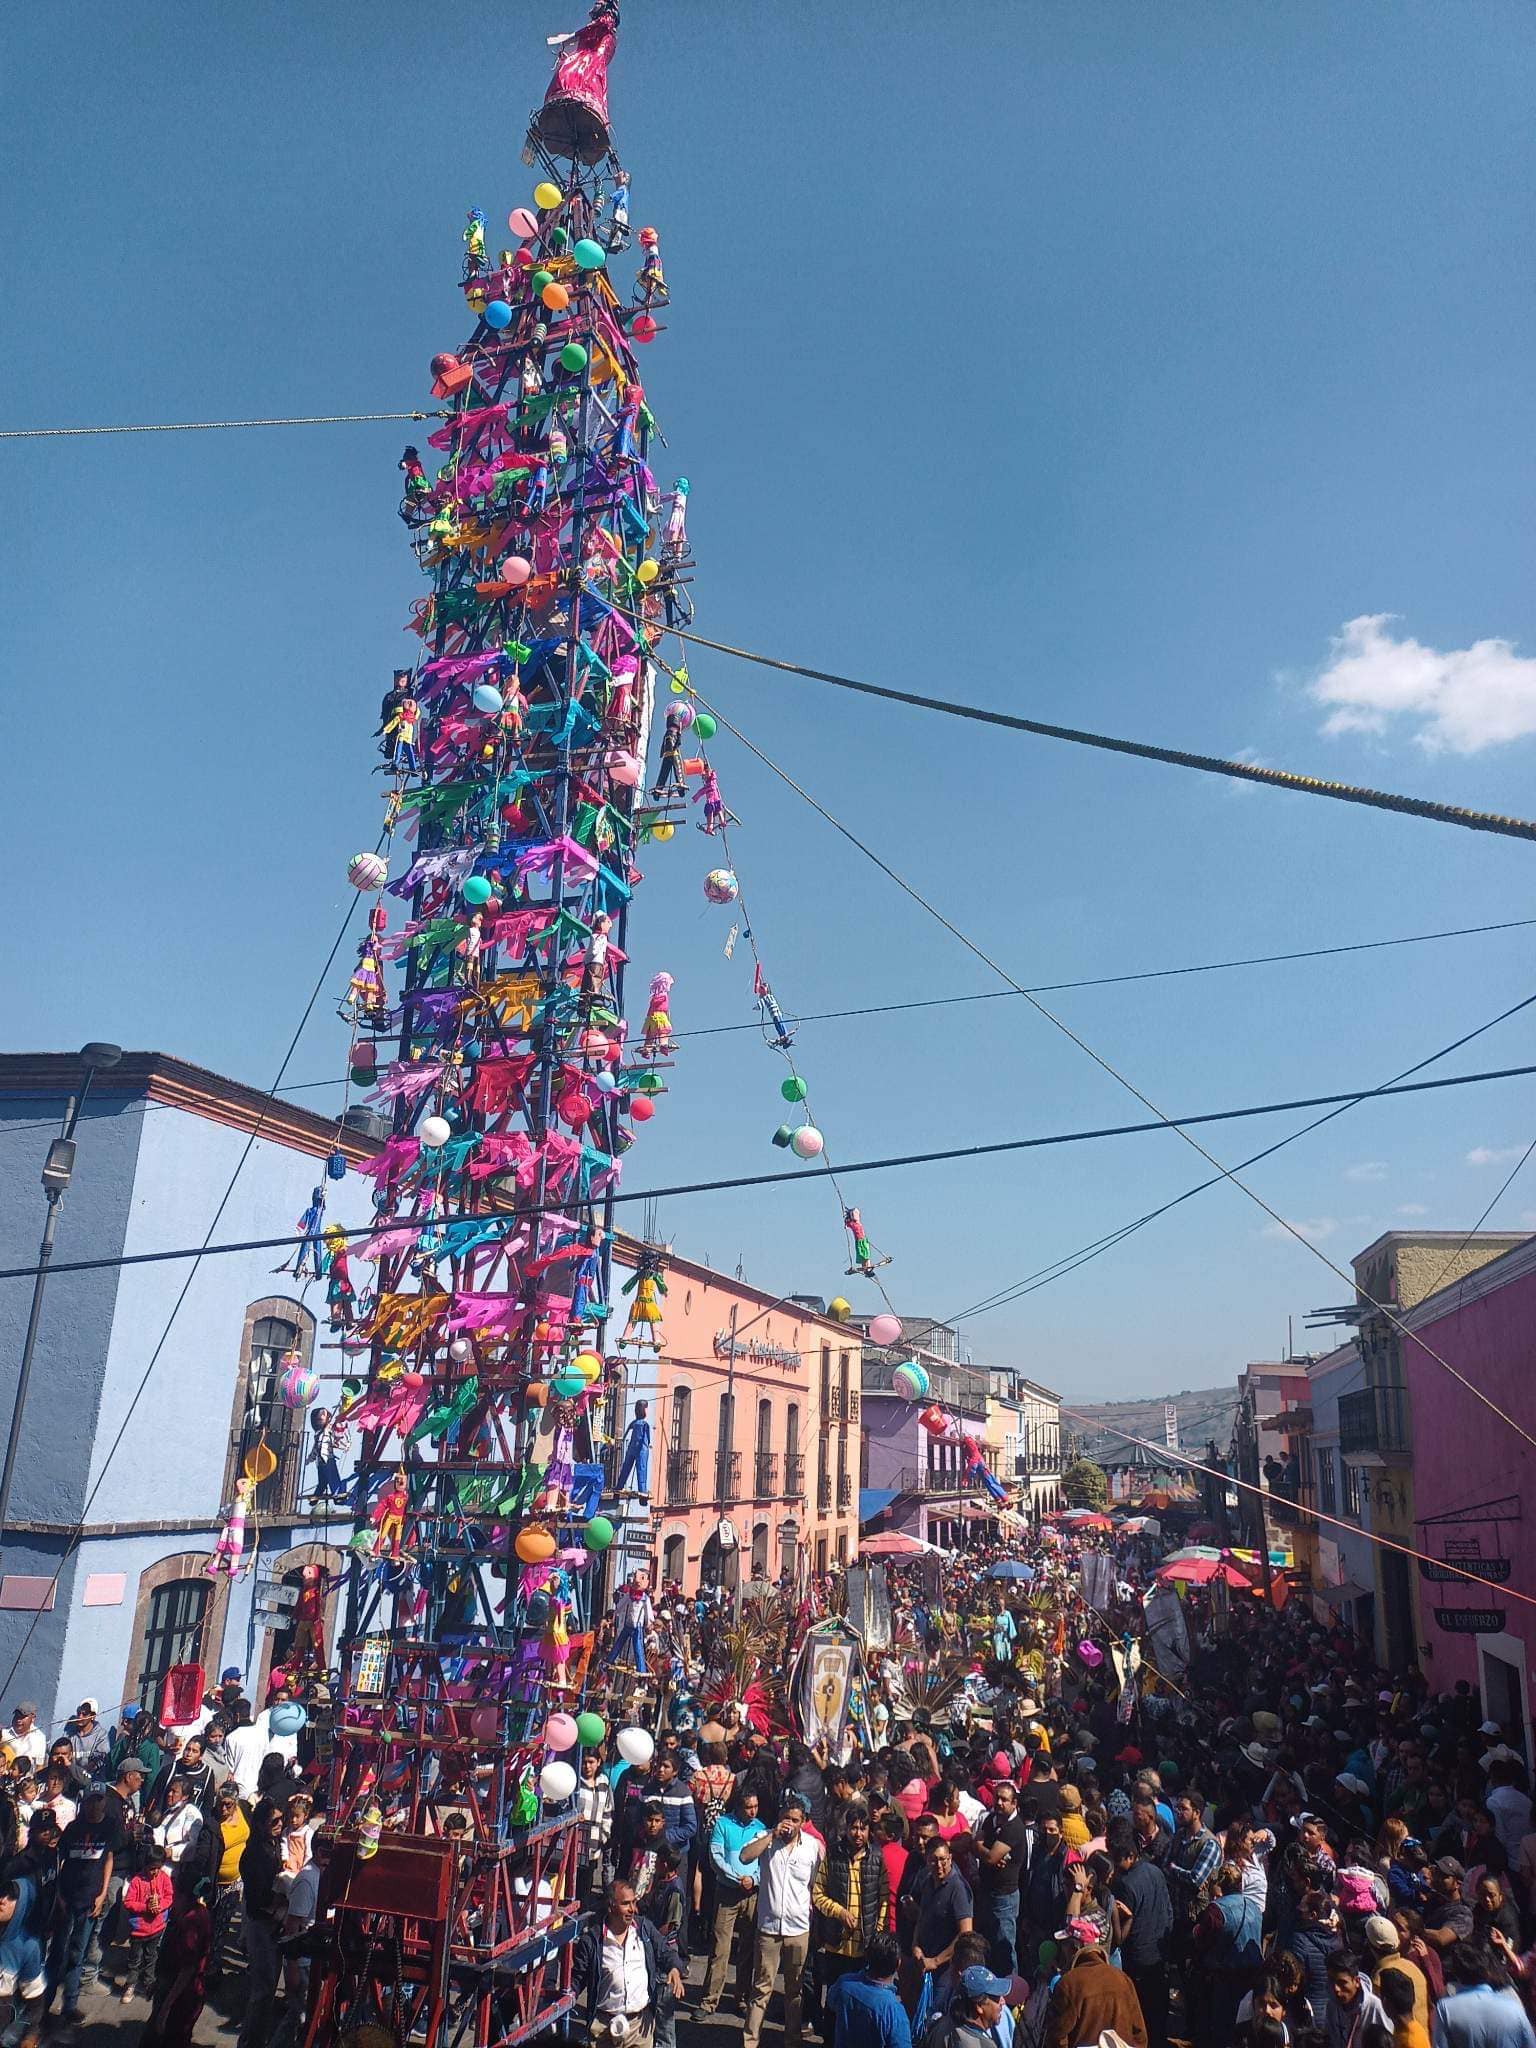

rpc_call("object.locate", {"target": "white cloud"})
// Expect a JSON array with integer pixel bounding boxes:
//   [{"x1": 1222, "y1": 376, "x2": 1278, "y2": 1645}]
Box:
[
  {"x1": 1344, "y1": 1161, "x2": 1387, "y2": 1183},
  {"x1": 1307, "y1": 614, "x2": 1536, "y2": 754},
  {"x1": 1467, "y1": 1145, "x2": 1525, "y2": 1167},
  {"x1": 1396, "y1": 1203, "x2": 1430, "y2": 1217},
  {"x1": 1261, "y1": 1216, "x2": 1338, "y2": 1243}
]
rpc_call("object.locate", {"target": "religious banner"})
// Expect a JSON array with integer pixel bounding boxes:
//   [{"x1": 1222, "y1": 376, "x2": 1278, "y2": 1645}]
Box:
[
  {"x1": 1143, "y1": 1584, "x2": 1191, "y2": 1683},
  {"x1": 790, "y1": 1619, "x2": 871, "y2": 1749}
]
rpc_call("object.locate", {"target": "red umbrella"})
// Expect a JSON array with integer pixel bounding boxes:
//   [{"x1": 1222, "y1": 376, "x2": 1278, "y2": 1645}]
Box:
[
  {"x1": 859, "y1": 1531, "x2": 942, "y2": 1558},
  {"x1": 1155, "y1": 1556, "x2": 1255, "y2": 1589}
]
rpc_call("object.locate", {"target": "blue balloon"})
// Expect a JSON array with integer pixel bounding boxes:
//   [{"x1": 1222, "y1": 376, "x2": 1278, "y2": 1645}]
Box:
[
  {"x1": 472, "y1": 683, "x2": 504, "y2": 714},
  {"x1": 484, "y1": 300, "x2": 513, "y2": 330}
]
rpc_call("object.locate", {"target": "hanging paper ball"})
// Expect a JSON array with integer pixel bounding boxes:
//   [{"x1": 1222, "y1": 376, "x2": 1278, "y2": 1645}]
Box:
[
  {"x1": 348, "y1": 852, "x2": 388, "y2": 891},
  {"x1": 551, "y1": 1372, "x2": 585, "y2": 1398},
  {"x1": 544, "y1": 1712, "x2": 579, "y2": 1751},
  {"x1": 635, "y1": 558, "x2": 660, "y2": 586},
  {"x1": 703, "y1": 869, "x2": 739, "y2": 904},
  {"x1": 582, "y1": 1029, "x2": 611, "y2": 1057},
  {"x1": 279, "y1": 1361, "x2": 319, "y2": 1409},
  {"x1": 828, "y1": 1297, "x2": 852, "y2": 1323},
  {"x1": 559, "y1": 341, "x2": 588, "y2": 373},
  {"x1": 471, "y1": 683, "x2": 504, "y2": 715},
  {"x1": 541, "y1": 281, "x2": 570, "y2": 312},
  {"x1": 583, "y1": 1515, "x2": 615, "y2": 1552},
  {"x1": 501, "y1": 555, "x2": 533, "y2": 586},
  {"x1": 575, "y1": 1711, "x2": 606, "y2": 1747},
  {"x1": 539, "y1": 1759, "x2": 577, "y2": 1803},
  {"x1": 893, "y1": 1361, "x2": 930, "y2": 1401},
  {"x1": 448, "y1": 1338, "x2": 473, "y2": 1363},
  {"x1": 615, "y1": 1726, "x2": 654, "y2": 1769},
  {"x1": 533, "y1": 181, "x2": 563, "y2": 210},
  {"x1": 573, "y1": 238, "x2": 606, "y2": 270},
  {"x1": 868, "y1": 1313, "x2": 903, "y2": 1347},
  {"x1": 462, "y1": 875, "x2": 493, "y2": 906},
  {"x1": 515, "y1": 1526, "x2": 556, "y2": 1564},
  {"x1": 418, "y1": 1116, "x2": 452, "y2": 1149},
  {"x1": 508, "y1": 206, "x2": 540, "y2": 239},
  {"x1": 632, "y1": 313, "x2": 658, "y2": 344},
  {"x1": 629, "y1": 1098, "x2": 655, "y2": 1123},
  {"x1": 790, "y1": 1126, "x2": 824, "y2": 1159},
  {"x1": 674, "y1": 704, "x2": 696, "y2": 729},
  {"x1": 484, "y1": 300, "x2": 513, "y2": 330},
  {"x1": 652, "y1": 822, "x2": 675, "y2": 843},
  {"x1": 692, "y1": 712, "x2": 718, "y2": 741},
  {"x1": 572, "y1": 1352, "x2": 602, "y2": 1381},
  {"x1": 780, "y1": 1076, "x2": 808, "y2": 1103}
]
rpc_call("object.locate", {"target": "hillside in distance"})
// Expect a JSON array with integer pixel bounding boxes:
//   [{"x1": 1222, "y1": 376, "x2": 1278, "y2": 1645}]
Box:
[{"x1": 1071, "y1": 1385, "x2": 1237, "y2": 1464}]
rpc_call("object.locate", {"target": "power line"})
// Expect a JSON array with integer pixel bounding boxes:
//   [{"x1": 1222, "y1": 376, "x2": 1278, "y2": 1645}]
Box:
[
  {"x1": 667, "y1": 624, "x2": 1536, "y2": 845},
  {"x1": 2, "y1": 1056, "x2": 1534, "y2": 1288},
  {"x1": 0, "y1": 411, "x2": 442, "y2": 441}
]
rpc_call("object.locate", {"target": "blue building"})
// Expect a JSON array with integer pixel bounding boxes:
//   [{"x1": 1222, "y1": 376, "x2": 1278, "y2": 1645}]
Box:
[{"x1": 0, "y1": 1051, "x2": 378, "y2": 1736}]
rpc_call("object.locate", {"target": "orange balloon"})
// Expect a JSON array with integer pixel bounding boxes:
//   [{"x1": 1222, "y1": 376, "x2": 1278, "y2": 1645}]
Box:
[
  {"x1": 515, "y1": 1525, "x2": 556, "y2": 1564},
  {"x1": 541, "y1": 282, "x2": 570, "y2": 312}
]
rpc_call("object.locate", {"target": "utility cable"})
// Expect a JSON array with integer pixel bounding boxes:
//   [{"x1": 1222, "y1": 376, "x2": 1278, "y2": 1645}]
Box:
[
  {"x1": 664, "y1": 624, "x2": 1536, "y2": 844},
  {"x1": 3, "y1": 1057, "x2": 1535, "y2": 1288},
  {"x1": 0, "y1": 412, "x2": 442, "y2": 441},
  {"x1": 686, "y1": 678, "x2": 1536, "y2": 1454}
]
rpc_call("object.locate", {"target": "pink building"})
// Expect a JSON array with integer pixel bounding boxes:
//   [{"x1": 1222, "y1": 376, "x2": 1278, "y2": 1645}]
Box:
[{"x1": 1397, "y1": 1236, "x2": 1536, "y2": 1754}]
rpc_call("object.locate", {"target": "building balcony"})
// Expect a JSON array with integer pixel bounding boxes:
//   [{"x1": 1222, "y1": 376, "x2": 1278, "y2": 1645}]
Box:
[
  {"x1": 665, "y1": 1448, "x2": 697, "y2": 1506},
  {"x1": 1014, "y1": 1449, "x2": 1061, "y2": 1477},
  {"x1": 817, "y1": 1474, "x2": 832, "y2": 1513},
  {"x1": 785, "y1": 1453, "x2": 805, "y2": 1497},
  {"x1": 754, "y1": 1452, "x2": 779, "y2": 1499},
  {"x1": 825, "y1": 1387, "x2": 842, "y2": 1422},
  {"x1": 837, "y1": 1473, "x2": 854, "y2": 1510},
  {"x1": 715, "y1": 1449, "x2": 742, "y2": 1504},
  {"x1": 897, "y1": 1465, "x2": 969, "y2": 1497},
  {"x1": 845, "y1": 1391, "x2": 859, "y2": 1423},
  {"x1": 1338, "y1": 1385, "x2": 1410, "y2": 1461}
]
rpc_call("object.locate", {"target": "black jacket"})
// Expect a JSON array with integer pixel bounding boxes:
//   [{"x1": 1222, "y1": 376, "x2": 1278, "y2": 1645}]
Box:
[
  {"x1": 571, "y1": 1911, "x2": 680, "y2": 2029},
  {"x1": 813, "y1": 1842, "x2": 890, "y2": 1954}
]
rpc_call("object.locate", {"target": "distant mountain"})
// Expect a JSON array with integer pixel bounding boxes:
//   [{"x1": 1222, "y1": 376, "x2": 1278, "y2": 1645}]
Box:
[{"x1": 1070, "y1": 1385, "x2": 1236, "y2": 1466}]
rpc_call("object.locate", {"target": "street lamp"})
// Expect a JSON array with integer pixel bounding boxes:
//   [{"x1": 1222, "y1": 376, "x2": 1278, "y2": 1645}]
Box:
[{"x1": 0, "y1": 1043, "x2": 123, "y2": 1550}]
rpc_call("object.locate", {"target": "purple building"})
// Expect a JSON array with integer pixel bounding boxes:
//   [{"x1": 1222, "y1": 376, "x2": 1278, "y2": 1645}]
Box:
[{"x1": 857, "y1": 1322, "x2": 992, "y2": 1548}]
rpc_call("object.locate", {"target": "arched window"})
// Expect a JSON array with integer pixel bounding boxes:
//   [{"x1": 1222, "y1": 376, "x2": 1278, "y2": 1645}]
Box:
[
  {"x1": 663, "y1": 1531, "x2": 687, "y2": 1586},
  {"x1": 755, "y1": 1399, "x2": 776, "y2": 1498},
  {"x1": 750, "y1": 1522, "x2": 770, "y2": 1581},
  {"x1": 125, "y1": 1551, "x2": 233, "y2": 1716},
  {"x1": 224, "y1": 1299, "x2": 317, "y2": 1517}
]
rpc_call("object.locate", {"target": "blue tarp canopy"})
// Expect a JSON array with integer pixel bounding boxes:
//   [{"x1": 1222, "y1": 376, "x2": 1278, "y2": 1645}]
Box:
[{"x1": 859, "y1": 1487, "x2": 899, "y2": 1524}]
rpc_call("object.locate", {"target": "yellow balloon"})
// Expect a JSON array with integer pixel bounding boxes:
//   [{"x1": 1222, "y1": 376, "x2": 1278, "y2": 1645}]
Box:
[
  {"x1": 573, "y1": 1351, "x2": 602, "y2": 1382},
  {"x1": 533, "y1": 181, "x2": 563, "y2": 211},
  {"x1": 635, "y1": 559, "x2": 659, "y2": 586},
  {"x1": 653, "y1": 822, "x2": 675, "y2": 843}
]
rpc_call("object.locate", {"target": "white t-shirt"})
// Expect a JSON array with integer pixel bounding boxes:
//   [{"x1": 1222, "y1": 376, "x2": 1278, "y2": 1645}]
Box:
[
  {"x1": 1488, "y1": 1784, "x2": 1533, "y2": 1859},
  {"x1": 599, "y1": 1924, "x2": 648, "y2": 2015},
  {"x1": 8, "y1": 1728, "x2": 45, "y2": 1769},
  {"x1": 224, "y1": 1725, "x2": 268, "y2": 1801},
  {"x1": 755, "y1": 1831, "x2": 822, "y2": 1936}
]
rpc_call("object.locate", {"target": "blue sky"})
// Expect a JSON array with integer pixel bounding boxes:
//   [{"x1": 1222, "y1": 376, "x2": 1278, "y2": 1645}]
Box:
[{"x1": 5, "y1": 1, "x2": 1535, "y2": 1399}]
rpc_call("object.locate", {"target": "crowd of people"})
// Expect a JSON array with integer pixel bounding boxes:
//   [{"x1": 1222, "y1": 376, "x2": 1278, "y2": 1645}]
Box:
[{"x1": 573, "y1": 1529, "x2": 1536, "y2": 2048}]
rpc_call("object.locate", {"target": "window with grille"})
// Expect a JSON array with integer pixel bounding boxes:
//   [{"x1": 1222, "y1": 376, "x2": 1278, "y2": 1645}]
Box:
[
  {"x1": 137, "y1": 1580, "x2": 209, "y2": 1713},
  {"x1": 1317, "y1": 1449, "x2": 1337, "y2": 1514},
  {"x1": 232, "y1": 1315, "x2": 306, "y2": 1515}
]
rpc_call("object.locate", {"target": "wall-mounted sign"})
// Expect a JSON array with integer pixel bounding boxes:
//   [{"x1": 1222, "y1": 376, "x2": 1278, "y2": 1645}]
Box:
[
  {"x1": 714, "y1": 1330, "x2": 801, "y2": 1369},
  {"x1": 1433, "y1": 1607, "x2": 1506, "y2": 1635},
  {"x1": 1418, "y1": 1556, "x2": 1511, "y2": 1584}
]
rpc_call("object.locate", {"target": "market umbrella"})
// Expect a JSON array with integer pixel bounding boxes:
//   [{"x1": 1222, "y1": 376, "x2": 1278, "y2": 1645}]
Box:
[
  {"x1": 1155, "y1": 1556, "x2": 1254, "y2": 1589},
  {"x1": 987, "y1": 1561, "x2": 1036, "y2": 1581},
  {"x1": 1069, "y1": 1513, "x2": 1115, "y2": 1532},
  {"x1": 1161, "y1": 1545, "x2": 1223, "y2": 1563},
  {"x1": 1120, "y1": 1517, "x2": 1162, "y2": 1537},
  {"x1": 859, "y1": 1531, "x2": 944, "y2": 1558}
]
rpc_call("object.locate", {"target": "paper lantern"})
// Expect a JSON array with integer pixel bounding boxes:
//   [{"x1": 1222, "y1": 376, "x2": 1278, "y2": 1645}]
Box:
[
  {"x1": 348, "y1": 852, "x2": 388, "y2": 891},
  {"x1": 559, "y1": 342, "x2": 588, "y2": 373},
  {"x1": 575, "y1": 1711, "x2": 605, "y2": 1747},
  {"x1": 279, "y1": 1360, "x2": 319, "y2": 1409},
  {"x1": 462, "y1": 875, "x2": 493, "y2": 906},
  {"x1": 539, "y1": 1760, "x2": 577, "y2": 1803},
  {"x1": 583, "y1": 1515, "x2": 615, "y2": 1552},
  {"x1": 471, "y1": 683, "x2": 504, "y2": 715},
  {"x1": 615, "y1": 1726, "x2": 654, "y2": 1769},
  {"x1": 790, "y1": 1126, "x2": 824, "y2": 1159},
  {"x1": 508, "y1": 206, "x2": 539, "y2": 239},
  {"x1": 780, "y1": 1076, "x2": 807, "y2": 1103},
  {"x1": 828, "y1": 1297, "x2": 852, "y2": 1323},
  {"x1": 484, "y1": 300, "x2": 513, "y2": 330},
  {"x1": 541, "y1": 281, "x2": 570, "y2": 312},
  {"x1": 703, "y1": 869, "x2": 739, "y2": 904},
  {"x1": 629, "y1": 1098, "x2": 655, "y2": 1123},
  {"x1": 594, "y1": 1070, "x2": 617, "y2": 1093},
  {"x1": 635, "y1": 558, "x2": 659, "y2": 585},
  {"x1": 533, "y1": 181, "x2": 563, "y2": 210},
  {"x1": 572, "y1": 1352, "x2": 602, "y2": 1381},
  {"x1": 514, "y1": 1526, "x2": 556, "y2": 1564},
  {"x1": 692, "y1": 712, "x2": 718, "y2": 741},
  {"x1": 893, "y1": 1361, "x2": 930, "y2": 1401},
  {"x1": 501, "y1": 555, "x2": 533, "y2": 586},
  {"x1": 545, "y1": 1712, "x2": 579, "y2": 1752},
  {"x1": 418, "y1": 1116, "x2": 452, "y2": 1149},
  {"x1": 573, "y1": 238, "x2": 606, "y2": 270},
  {"x1": 868, "y1": 1314, "x2": 903, "y2": 1347},
  {"x1": 632, "y1": 312, "x2": 658, "y2": 343}
]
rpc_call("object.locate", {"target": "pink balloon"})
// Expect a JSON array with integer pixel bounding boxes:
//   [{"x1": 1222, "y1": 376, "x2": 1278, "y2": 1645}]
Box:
[
  {"x1": 501, "y1": 555, "x2": 533, "y2": 587},
  {"x1": 868, "y1": 1314, "x2": 903, "y2": 1347},
  {"x1": 609, "y1": 752, "x2": 641, "y2": 786},
  {"x1": 507, "y1": 207, "x2": 540, "y2": 239},
  {"x1": 469, "y1": 1705, "x2": 500, "y2": 1740},
  {"x1": 545, "y1": 1712, "x2": 579, "y2": 1752}
]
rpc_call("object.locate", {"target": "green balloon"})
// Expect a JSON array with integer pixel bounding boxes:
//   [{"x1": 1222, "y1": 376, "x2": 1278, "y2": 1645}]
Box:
[
  {"x1": 575, "y1": 1711, "x2": 606, "y2": 1747},
  {"x1": 573, "y1": 238, "x2": 606, "y2": 270},
  {"x1": 780, "y1": 1076, "x2": 808, "y2": 1103},
  {"x1": 692, "y1": 712, "x2": 718, "y2": 741},
  {"x1": 532, "y1": 269, "x2": 553, "y2": 292},
  {"x1": 635, "y1": 1071, "x2": 664, "y2": 1095},
  {"x1": 583, "y1": 1515, "x2": 615, "y2": 1552},
  {"x1": 551, "y1": 1372, "x2": 585, "y2": 1397},
  {"x1": 559, "y1": 341, "x2": 588, "y2": 373},
  {"x1": 548, "y1": 226, "x2": 570, "y2": 253},
  {"x1": 462, "y1": 875, "x2": 492, "y2": 905}
]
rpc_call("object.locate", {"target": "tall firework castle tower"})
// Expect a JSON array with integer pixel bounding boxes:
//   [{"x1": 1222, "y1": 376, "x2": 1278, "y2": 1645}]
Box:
[{"x1": 309, "y1": 7, "x2": 688, "y2": 2041}]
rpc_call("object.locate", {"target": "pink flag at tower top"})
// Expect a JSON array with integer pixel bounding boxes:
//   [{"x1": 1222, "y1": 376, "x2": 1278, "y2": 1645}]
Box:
[{"x1": 533, "y1": 1, "x2": 620, "y2": 165}]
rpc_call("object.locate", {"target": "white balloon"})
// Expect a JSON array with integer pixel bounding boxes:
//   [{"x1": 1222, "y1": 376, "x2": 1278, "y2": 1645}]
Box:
[
  {"x1": 448, "y1": 1338, "x2": 473, "y2": 1361},
  {"x1": 615, "y1": 1725, "x2": 654, "y2": 1769},
  {"x1": 539, "y1": 1759, "x2": 577, "y2": 1802},
  {"x1": 418, "y1": 1115, "x2": 452, "y2": 1149}
]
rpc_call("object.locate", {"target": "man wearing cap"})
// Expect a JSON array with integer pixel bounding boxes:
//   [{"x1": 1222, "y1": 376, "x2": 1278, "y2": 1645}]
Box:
[
  {"x1": 1362, "y1": 1914, "x2": 1429, "y2": 2033},
  {"x1": 6, "y1": 1708, "x2": 44, "y2": 1773},
  {"x1": 62, "y1": 1701, "x2": 103, "y2": 1787},
  {"x1": 917, "y1": 1962, "x2": 1013, "y2": 2048},
  {"x1": 1422, "y1": 1858, "x2": 1474, "y2": 1952},
  {"x1": 104, "y1": 1705, "x2": 161, "y2": 1780},
  {"x1": 1041, "y1": 1924, "x2": 1148, "y2": 2048},
  {"x1": 825, "y1": 1931, "x2": 911, "y2": 2048}
]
